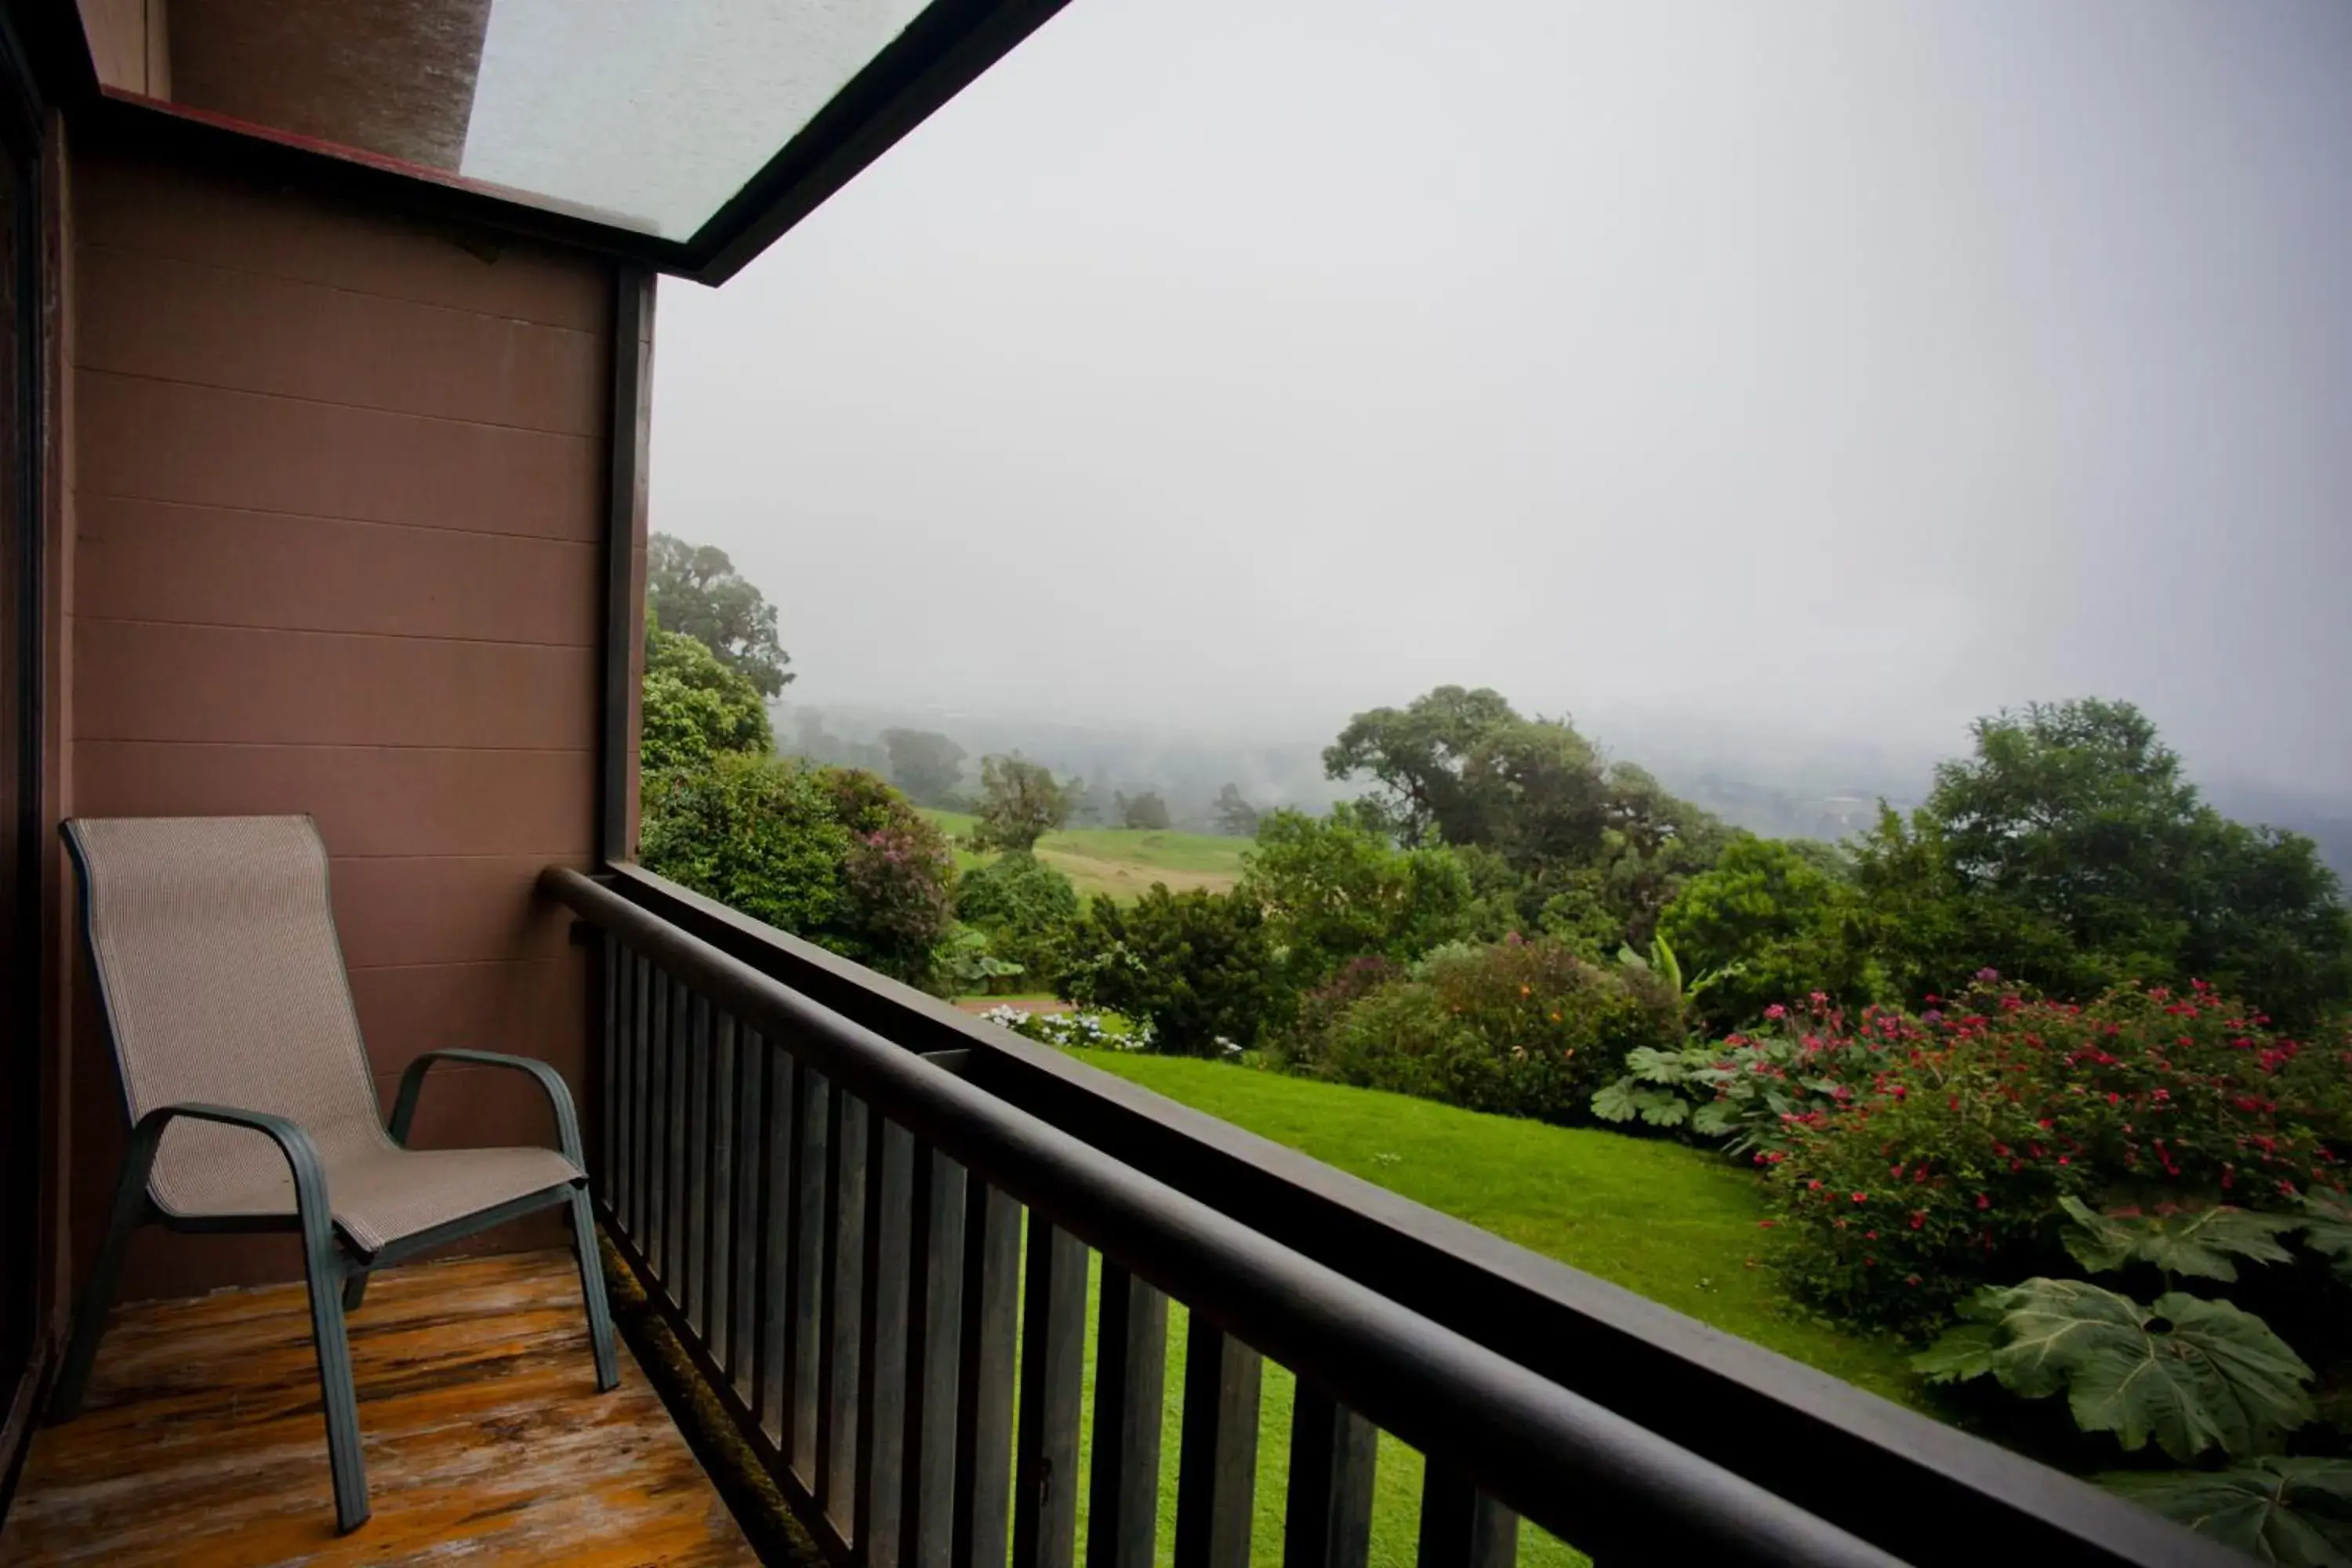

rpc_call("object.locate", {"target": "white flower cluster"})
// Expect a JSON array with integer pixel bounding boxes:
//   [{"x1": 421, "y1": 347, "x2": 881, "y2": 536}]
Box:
[{"x1": 974, "y1": 1005, "x2": 1149, "y2": 1052}]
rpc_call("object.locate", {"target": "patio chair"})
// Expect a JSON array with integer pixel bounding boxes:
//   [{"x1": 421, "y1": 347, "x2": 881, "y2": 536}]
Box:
[{"x1": 49, "y1": 815, "x2": 619, "y2": 1533}]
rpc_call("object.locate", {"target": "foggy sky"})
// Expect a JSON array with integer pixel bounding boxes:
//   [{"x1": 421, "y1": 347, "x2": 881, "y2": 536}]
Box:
[{"x1": 648, "y1": 0, "x2": 2352, "y2": 796}]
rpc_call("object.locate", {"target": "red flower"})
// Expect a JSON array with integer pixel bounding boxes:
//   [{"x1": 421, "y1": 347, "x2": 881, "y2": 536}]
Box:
[
  {"x1": 1909, "y1": 1211, "x2": 1926, "y2": 1229},
  {"x1": 1852, "y1": 1192, "x2": 1868, "y2": 1203},
  {"x1": 1976, "y1": 1193, "x2": 1991, "y2": 1210}
]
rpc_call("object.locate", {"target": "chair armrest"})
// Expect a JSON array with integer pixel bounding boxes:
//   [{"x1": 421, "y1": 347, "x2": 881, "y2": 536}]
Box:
[
  {"x1": 130, "y1": 1103, "x2": 336, "y2": 1247},
  {"x1": 389, "y1": 1049, "x2": 587, "y2": 1168}
]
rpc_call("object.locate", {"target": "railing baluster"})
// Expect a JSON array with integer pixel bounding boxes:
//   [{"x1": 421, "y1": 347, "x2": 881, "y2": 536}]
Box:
[
  {"x1": 1174, "y1": 1315, "x2": 1263, "y2": 1568},
  {"x1": 630, "y1": 952, "x2": 650, "y2": 1245},
  {"x1": 731, "y1": 1025, "x2": 764, "y2": 1398},
  {"x1": 1286, "y1": 1387, "x2": 1377, "y2": 1568},
  {"x1": 820, "y1": 1094, "x2": 869, "y2": 1530},
  {"x1": 791, "y1": 1064, "x2": 831, "y2": 1479},
  {"x1": 1415, "y1": 1465, "x2": 1517, "y2": 1568},
  {"x1": 901, "y1": 1148, "x2": 965, "y2": 1568},
  {"x1": 1012, "y1": 1215, "x2": 1088, "y2": 1568},
  {"x1": 756, "y1": 1040, "x2": 794, "y2": 1441},
  {"x1": 610, "y1": 942, "x2": 634, "y2": 1229},
  {"x1": 599, "y1": 931, "x2": 618, "y2": 1191},
  {"x1": 952, "y1": 1181, "x2": 1021, "y2": 1568},
  {"x1": 1089, "y1": 1262, "x2": 1168, "y2": 1568},
  {"x1": 858, "y1": 1120, "x2": 915, "y2": 1568},
  {"x1": 666, "y1": 976, "x2": 691, "y2": 1294},
  {"x1": 706, "y1": 1013, "x2": 736, "y2": 1368},
  {"x1": 684, "y1": 994, "x2": 711, "y2": 1333},
  {"x1": 645, "y1": 966, "x2": 669, "y2": 1270}
]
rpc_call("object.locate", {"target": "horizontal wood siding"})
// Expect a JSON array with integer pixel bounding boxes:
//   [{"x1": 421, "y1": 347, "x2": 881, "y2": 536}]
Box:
[{"x1": 67, "y1": 146, "x2": 614, "y2": 1299}]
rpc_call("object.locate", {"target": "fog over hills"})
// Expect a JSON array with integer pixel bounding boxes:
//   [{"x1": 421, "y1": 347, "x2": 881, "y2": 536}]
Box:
[{"x1": 778, "y1": 698, "x2": 2352, "y2": 877}]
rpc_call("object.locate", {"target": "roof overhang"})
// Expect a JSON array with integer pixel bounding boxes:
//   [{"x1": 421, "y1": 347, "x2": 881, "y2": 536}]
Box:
[{"x1": 19, "y1": 0, "x2": 1071, "y2": 285}]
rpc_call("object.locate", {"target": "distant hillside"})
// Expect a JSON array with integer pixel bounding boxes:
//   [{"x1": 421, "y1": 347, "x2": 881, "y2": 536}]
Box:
[{"x1": 919, "y1": 809, "x2": 1247, "y2": 902}]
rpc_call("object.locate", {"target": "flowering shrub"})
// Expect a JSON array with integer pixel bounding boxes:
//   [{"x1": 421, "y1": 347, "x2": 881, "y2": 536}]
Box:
[
  {"x1": 1591, "y1": 992, "x2": 1922, "y2": 1147},
  {"x1": 1319, "y1": 936, "x2": 1684, "y2": 1123},
  {"x1": 1755, "y1": 978, "x2": 2352, "y2": 1331},
  {"x1": 1278, "y1": 955, "x2": 1403, "y2": 1073}
]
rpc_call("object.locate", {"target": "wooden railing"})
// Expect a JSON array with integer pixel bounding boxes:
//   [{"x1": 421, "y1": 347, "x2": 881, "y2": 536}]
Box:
[{"x1": 546, "y1": 866, "x2": 2234, "y2": 1568}]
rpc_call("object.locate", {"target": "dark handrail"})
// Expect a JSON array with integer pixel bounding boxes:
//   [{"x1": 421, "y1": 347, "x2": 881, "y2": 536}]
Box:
[
  {"x1": 548, "y1": 866, "x2": 1906, "y2": 1567},
  {"x1": 596, "y1": 862, "x2": 2231, "y2": 1568}
]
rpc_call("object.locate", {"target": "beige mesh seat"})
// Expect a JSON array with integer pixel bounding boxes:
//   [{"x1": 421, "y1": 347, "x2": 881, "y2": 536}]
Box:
[{"x1": 50, "y1": 815, "x2": 618, "y2": 1534}]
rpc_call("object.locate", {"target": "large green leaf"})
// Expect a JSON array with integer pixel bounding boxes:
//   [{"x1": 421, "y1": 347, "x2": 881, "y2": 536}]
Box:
[
  {"x1": 1983, "y1": 1278, "x2": 2154, "y2": 1400},
  {"x1": 1621, "y1": 1046, "x2": 1685, "y2": 1083},
  {"x1": 1911, "y1": 1319, "x2": 2002, "y2": 1384},
  {"x1": 2067, "y1": 1293, "x2": 2314, "y2": 1461},
  {"x1": 1589, "y1": 1079, "x2": 1640, "y2": 1123},
  {"x1": 1914, "y1": 1279, "x2": 2314, "y2": 1461},
  {"x1": 2105, "y1": 1458, "x2": 2352, "y2": 1566},
  {"x1": 2058, "y1": 1197, "x2": 2297, "y2": 1283},
  {"x1": 2296, "y1": 1187, "x2": 2352, "y2": 1285}
]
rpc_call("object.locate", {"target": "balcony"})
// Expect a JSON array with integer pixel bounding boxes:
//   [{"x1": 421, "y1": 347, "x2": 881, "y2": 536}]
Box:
[{"x1": 0, "y1": 7, "x2": 2293, "y2": 1565}]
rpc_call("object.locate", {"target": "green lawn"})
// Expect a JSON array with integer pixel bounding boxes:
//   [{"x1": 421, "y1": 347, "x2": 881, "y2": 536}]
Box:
[
  {"x1": 1018, "y1": 1050, "x2": 1927, "y2": 1566},
  {"x1": 920, "y1": 809, "x2": 1248, "y2": 902}
]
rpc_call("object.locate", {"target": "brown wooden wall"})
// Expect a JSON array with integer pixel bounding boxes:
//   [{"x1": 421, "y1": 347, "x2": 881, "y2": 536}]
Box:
[{"x1": 63, "y1": 145, "x2": 617, "y2": 1298}]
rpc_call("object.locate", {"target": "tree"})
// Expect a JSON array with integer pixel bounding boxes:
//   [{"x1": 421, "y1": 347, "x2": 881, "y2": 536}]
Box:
[
  {"x1": 972, "y1": 756, "x2": 1069, "y2": 852},
  {"x1": 647, "y1": 532, "x2": 792, "y2": 695},
  {"x1": 1859, "y1": 699, "x2": 2352, "y2": 1019},
  {"x1": 1240, "y1": 806, "x2": 1475, "y2": 985},
  {"x1": 1058, "y1": 887, "x2": 1289, "y2": 1054},
  {"x1": 1063, "y1": 775, "x2": 1103, "y2": 826},
  {"x1": 1118, "y1": 791, "x2": 1172, "y2": 831},
  {"x1": 881, "y1": 728, "x2": 967, "y2": 808},
  {"x1": 641, "y1": 624, "x2": 771, "y2": 775},
  {"x1": 1323, "y1": 685, "x2": 1520, "y2": 847},
  {"x1": 1324, "y1": 687, "x2": 1723, "y2": 941},
  {"x1": 1214, "y1": 783, "x2": 1260, "y2": 837}
]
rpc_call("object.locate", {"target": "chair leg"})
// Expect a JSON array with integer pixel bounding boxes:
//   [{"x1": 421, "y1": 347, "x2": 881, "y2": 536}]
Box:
[
  {"x1": 298, "y1": 1221, "x2": 371, "y2": 1532},
  {"x1": 569, "y1": 1188, "x2": 619, "y2": 1392},
  {"x1": 342, "y1": 1269, "x2": 369, "y2": 1314},
  {"x1": 46, "y1": 1128, "x2": 162, "y2": 1422}
]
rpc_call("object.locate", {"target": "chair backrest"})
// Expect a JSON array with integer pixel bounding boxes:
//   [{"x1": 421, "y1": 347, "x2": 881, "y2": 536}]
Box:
[{"x1": 64, "y1": 817, "x2": 383, "y2": 1210}]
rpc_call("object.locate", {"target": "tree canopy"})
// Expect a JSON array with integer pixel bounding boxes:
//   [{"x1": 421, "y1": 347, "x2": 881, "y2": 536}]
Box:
[
  {"x1": 972, "y1": 756, "x2": 1069, "y2": 852},
  {"x1": 1240, "y1": 805, "x2": 1479, "y2": 985},
  {"x1": 1214, "y1": 783, "x2": 1260, "y2": 837},
  {"x1": 641, "y1": 622, "x2": 771, "y2": 775},
  {"x1": 1855, "y1": 699, "x2": 2351, "y2": 1020},
  {"x1": 1324, "y1": 685, "x2": 1725, "y2": 945},
  {"x1": 882, "y1": 728, "x2": 967, "y2": 808},
  {"x1": 1118, "y1": 791, "x2": 1172, "y2": 831},
  {"x1": 648, "y1": 533, "x2": 793, "y2": 696}
]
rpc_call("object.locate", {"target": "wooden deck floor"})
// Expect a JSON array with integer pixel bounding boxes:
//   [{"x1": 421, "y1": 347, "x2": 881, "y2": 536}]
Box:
[{"x1": 0, "y1": 1249, "x2": 757, "y2": 1566}]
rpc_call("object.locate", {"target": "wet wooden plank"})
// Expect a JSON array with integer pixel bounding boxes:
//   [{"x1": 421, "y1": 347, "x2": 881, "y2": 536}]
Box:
[{"x1": 0, "y1": 1250, "x2": 756, "y2": 1567}]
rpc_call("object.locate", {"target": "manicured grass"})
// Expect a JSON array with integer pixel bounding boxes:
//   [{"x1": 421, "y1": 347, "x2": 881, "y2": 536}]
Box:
[
  {"x1": 921, "y1": 809, "x2": 1248, "y2": 902},
  {"x1": 1062, "y1": 1050, "x2": 1926, "y2": 1410},
  {"x1": 1007, "y1": 1050, "x2": 1927, "y2": 1566}
]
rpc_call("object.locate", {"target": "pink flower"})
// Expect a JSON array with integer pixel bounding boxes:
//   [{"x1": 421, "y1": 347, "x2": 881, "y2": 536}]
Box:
[{"x1": 1765, "y1": 1004, "x2": 1788, "y2": 1021}]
